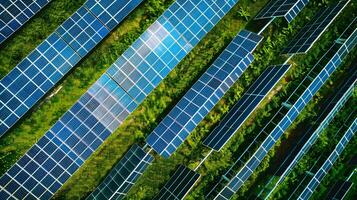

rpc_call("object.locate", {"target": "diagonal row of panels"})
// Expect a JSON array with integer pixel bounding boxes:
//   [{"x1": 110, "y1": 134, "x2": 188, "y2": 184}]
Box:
[{"x1": 0, "y1": 0, "x2": 144, "y2": 136}]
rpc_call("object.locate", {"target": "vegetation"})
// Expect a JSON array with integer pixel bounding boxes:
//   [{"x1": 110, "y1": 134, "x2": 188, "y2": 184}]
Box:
[{"x1": 0, "y1": 0, "x2": 356, "y2": 199}]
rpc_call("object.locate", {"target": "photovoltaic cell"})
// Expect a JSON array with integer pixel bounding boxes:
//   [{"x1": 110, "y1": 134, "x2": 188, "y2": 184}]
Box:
[
  {"x1": 255, "y1": 0, "x2": 308, "y2": 22},
  {"x1": 203, "y1": 65, "x2": 290, "y2": 151},
  {"x1": 146, "y1": 30, "x2": 263, "y2": 158},
  {"x1": 155, "y1": 165, "x2": 200, "y2": 200},
  {"x1": 87, "y1": 144, "x2": 153, "y2": 200},
  {"x1": 297, "y1": 118, "x2": 356, "y2": 200},
  {"x1": 0, "y1": 1, "x2": 240, "y2": 199},
  {"x1": 0, "y1": 0, "x2": 144, "y2": 136},
  {"x1": 282, "y1": 0, "x2": 350, "y2": 55},
  {"x1": 213, "y1": 22, "x2": 357, "y2": 200},
  {"x1": 0, "y1": 0, "x2": 52, "y2": 44}
]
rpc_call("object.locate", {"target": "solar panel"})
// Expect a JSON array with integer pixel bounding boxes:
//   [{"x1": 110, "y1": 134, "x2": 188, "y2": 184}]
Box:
[
  {"x1": 155, "y1": 165, "x2": 200, "y2": 200},
  {"x1": 87, "y1": 144, "x2": 153, "y2": 200},
  {"x1": 0, "y1": 0, "x2": 144, "y2": 136},
  {"x1": 212, "y1": 23, "x2": 357, "y2": 199},
  {"x1": 255, "y1": 0, "x2": 308, "y2": 23},
  {"x1": 0, "y1": 0, "x2": 240, "y2": 198},
  {"x1": 263, "y1": 70, "x2": 356, "y2": 199},
  {"x1": 0, "y1": 0, "x2": 52, "y2": 44},
  {"x1": 297, "y1": 118, "x2": 356, "y2": 200},
  {"x1": 203, "y1": 65, "x2": 290, "y2": 151},
  {"x1": 282, "y1": 0, "x2": 350, "y2": 55},
  {"x1": 146, "y1": 30, "x2": 263, "y2": 158}
]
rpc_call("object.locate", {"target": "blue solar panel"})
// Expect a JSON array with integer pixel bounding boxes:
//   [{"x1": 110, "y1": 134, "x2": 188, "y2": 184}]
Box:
[
  {"x1": 87, "y1": 144, "x2": 153, "y2": 200},
  {"x1": 282, "y1": 0, "x2": 350, "y2": 55},
  {"x1": 213, "y1": 23, "x2": 357, "y2": 199},
  {"x1": 203, "y1": 65, "x2": 290, "y2": 151},
  {"x1": 0, "y1": 0, "x2": 52, "y2": 44},
  {"x1": 255, "y1": 0, "x2": 309, "y2": 22},
  {"x1": 146, "y1": 30, "x2": 263, "y2": 158},
  {"x1": 0, "y1": 1, "x2": 240, "y2": 198},
  {"x1": 0, "y1": 0, "x2": 144, "y2": 137},
  {"x1": 297, "y1": 118, "x2": 356, "y2": 200}
]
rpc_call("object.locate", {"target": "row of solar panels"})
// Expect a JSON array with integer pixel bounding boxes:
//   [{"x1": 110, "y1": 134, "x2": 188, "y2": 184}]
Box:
[
  {"x1": 0, "y1": 0, "x2": 145, "y2": 136},
  {"x1": 0, "y1": 0, "x2": 354, "y2": 199}
]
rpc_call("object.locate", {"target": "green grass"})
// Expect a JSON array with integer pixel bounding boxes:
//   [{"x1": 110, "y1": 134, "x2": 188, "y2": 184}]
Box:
[{"x1": 0, "y1": 0, "x2": 356, "y2": 199}]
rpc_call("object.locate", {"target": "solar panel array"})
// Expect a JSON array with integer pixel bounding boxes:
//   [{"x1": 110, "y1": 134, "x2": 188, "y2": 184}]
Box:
[
  {"x1": 0, "y1": 0, "x2": 240, "y2": 199},
  {"x1": 298, "y1": 118, "x2": 357, "y2": 200},
  {"x1": 0, "y1": 0, "x2": 144, "y2": 136},
  {"x1": 146, "y1": 30, "x2": 263, "y2": 158},
  {"x1": 255, "y1": 0, "x2": 308, "y2": 22},
  {"x1": 264, "y1": 71, "x2": 356, "y2": 199},
  {"x1": 282, "y1": 0, "x2": 350, "y2": 55},
  {"x1": 87, "y1": 144, "x2": 153, "y2": 200},
  {"x1": 212, "y1": 23, "x2": 357, "y2": 200},
  {"x1": 155, "y1": 165, "x2": 200, "y2": 200},
  {"x1": 0, "y1": 0, "x2": 52, "y2": 44},
  {"x1": 203, "y1": 65, "x2": 290, "y2": 151}
]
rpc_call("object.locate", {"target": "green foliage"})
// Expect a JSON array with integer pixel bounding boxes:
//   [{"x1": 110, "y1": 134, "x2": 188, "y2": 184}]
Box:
[{"x1": 236, "y1": 6, "x2": 251, "y2": 21}]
